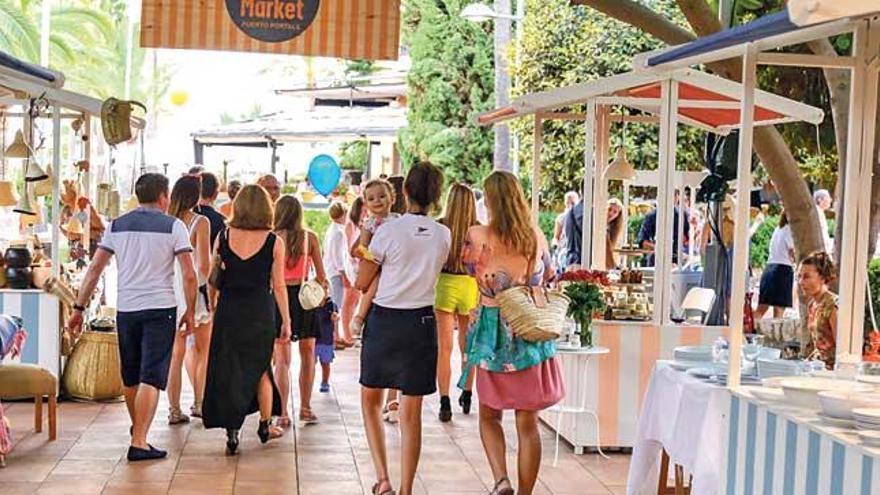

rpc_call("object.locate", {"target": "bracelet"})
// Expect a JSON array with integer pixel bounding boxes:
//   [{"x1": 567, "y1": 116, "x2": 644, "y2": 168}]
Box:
[{"x1": 73, "y1": 303, "x2": 86, "y2": 312}]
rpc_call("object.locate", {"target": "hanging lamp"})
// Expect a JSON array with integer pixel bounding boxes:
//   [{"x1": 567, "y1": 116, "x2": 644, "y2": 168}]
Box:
[
  {"x1": 13, "y1": 184, "x2": 35, "y2": 216},
  {"x1": 0, "y1": 113, "x2": 16, "y2": 206},
  {"x1": 5, "y1": 130, "x2": 29, "y2": 159},
  {"x1": 24, "y1": 158, "x2": 48, "y2": 182},
  {"x1": 65, "y1": 215, "x2": 84, "y2": 236},
  {"x1": 606, "y1": 109, "x2": 636, "y2": 181}
]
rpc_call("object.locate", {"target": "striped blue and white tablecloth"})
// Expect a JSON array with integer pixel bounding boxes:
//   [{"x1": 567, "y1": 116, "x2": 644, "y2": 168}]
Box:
[
  {"x1": 722, "y1": 391, "x2": 880, "y2": 495},
  {"x1": 0, "y1": 290, "x2": 60, "y2": 378}
]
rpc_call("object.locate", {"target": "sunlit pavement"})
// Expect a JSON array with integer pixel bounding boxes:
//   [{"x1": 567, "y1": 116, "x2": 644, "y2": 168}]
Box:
[{"x1": 0, "y1": 347, "x2": 629, "y2": 494}]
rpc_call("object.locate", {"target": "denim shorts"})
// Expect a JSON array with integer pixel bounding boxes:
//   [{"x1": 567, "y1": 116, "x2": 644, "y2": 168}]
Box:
[{"x1": 116, "y1": 307, "x2": 177, "y2": 389}]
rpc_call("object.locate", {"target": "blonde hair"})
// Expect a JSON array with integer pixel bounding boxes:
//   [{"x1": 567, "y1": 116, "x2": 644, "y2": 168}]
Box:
[
  {"x1": 228, "y1": 185, "x2": 273, "y2": 230},
  {"x1": 607, "y1": 198, "x2": 624, "y2": 246},
  {"x1": 328, "y1": 201, "x2": 347, "y2": 221},
  {"x1": 483, "y1": 171, "x2": 537, "y2": 259},
  {"x1": 362, "y1": 179, "x2": 395, "y2": 201},
  {"x1": 441, "y1": 183, "x2": 478, "y2": 273}
]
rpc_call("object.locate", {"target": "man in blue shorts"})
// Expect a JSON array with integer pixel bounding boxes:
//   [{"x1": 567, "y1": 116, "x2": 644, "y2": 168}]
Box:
[{"x1": 69, "y1": 173, "x2": 198, "y2": 462}]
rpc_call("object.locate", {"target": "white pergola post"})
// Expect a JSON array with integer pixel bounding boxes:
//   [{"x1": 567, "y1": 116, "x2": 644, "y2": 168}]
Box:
[
  {"x1": 592, "y1": 106, "x2": 611, "y2": 269},
  {"x1": 653, "y1": 80, "x2": 679, "y2": 325},
  {"x1": 580, "y1": 100, "x2": 597, "y2": 268},
  {"x1": 727, "y1": 43, "x2": 759, "y2": 389},
  {"x1": 51, "y1": 105, "x2": 61, "y2": 275},
  {"x1": 531, "y1": 115, "x2": 543, "y2": 220},
  {"x1": 677, "y1": 185, "x2": 686, "y2": 265}
]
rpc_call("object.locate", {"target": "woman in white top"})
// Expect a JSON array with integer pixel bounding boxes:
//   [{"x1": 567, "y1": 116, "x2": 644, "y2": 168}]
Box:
[
  {"x1": 167, "y1": 175, "x2": 212, "y2": 424},
  {"x1": 355, "y1": 162, "x2": 451, "y2": 495},
  {"x1": 755, "y1": 209, "x2": 795, "y2": 320}
]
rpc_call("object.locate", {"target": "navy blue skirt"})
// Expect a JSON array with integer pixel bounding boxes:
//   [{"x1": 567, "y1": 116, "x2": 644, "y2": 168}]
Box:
[
  {"x1": 359, "y1": 305, "x2": 437, "y2": 396},
  {"x1": 758, "y1": 264, "x2": 794, "y2": 308}
]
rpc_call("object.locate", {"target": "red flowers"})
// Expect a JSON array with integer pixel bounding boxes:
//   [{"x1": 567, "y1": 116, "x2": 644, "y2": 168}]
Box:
[{"x1": 559, "y1": 269, "x2": 610, "y2": 286}]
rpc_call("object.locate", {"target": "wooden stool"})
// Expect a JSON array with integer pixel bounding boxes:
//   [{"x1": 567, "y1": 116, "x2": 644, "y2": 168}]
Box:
[
  {"x1": 0, "y1": 364, "x2": 58, "y2": 440},
  {"x1": 657, "y1": 450, "x2": 692, "y2": 495}
]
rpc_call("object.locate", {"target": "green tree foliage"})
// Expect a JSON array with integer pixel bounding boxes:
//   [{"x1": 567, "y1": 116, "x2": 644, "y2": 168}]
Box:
[
  {"x1": 338, "y1": 140, "x2": 369, "y2": 171},
  {"x1": 399, "y1": 0, "x2": 495, "y2": 185},
  {"x1": 511, "y1": 0, "x2": 704, "y2": 209}
]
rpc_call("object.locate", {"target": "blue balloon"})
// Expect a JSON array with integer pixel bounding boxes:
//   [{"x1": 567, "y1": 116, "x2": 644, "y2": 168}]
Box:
[{"x1": 307, "y1": 154, "x2": 342, "y2": 197}]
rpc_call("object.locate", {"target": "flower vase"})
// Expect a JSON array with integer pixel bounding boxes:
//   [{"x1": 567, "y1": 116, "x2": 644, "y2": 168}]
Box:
[{"x1": 576, "y1": 317, "x2": 593, "y2": 348}]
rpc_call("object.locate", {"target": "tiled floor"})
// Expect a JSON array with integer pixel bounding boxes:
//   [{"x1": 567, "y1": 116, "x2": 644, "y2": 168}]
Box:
[{"x1": 1, "y1": 347, "x2": 630, "y2": 494}]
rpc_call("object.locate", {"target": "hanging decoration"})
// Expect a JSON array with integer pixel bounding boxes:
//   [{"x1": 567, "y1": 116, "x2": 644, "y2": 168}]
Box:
[{"x1": 307, "y1": 154, "x2": 342, "y2": 197}]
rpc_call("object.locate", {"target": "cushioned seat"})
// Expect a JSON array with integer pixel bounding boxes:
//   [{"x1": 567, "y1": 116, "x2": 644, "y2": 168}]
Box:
[{"x1": 0, "y1": 363, "x2": 57, "y2": 440}]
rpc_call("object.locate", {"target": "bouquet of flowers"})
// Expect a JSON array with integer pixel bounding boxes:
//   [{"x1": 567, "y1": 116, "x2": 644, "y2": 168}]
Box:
[{"x1": 559, "y1": 269, "x2": 609, "y2": 347}]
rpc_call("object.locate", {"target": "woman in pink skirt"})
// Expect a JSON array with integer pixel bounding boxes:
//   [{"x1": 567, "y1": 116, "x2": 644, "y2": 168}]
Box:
[{"x1": 460, "y1": 171, "x2": 564, "y2": 495}]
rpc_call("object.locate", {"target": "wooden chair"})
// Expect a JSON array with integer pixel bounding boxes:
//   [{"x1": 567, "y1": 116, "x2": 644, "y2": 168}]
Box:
[
  {"x1": 657, "y1": 450, "x2": 692, "y2": 495},
  {"x1": 0, "y1": 363, "x2": 57, "y2": 440}
]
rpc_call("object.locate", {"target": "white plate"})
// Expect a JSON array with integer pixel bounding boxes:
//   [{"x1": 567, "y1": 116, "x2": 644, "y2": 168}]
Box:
[
  {"x1": 669, "y1": 360, "x2": 708, "y2": 372},
  {"x1": 858, "y1": 430, "x2": 880, "y2": 445},
  {"x1": 687, "y1": 367, "x2": 724, "y2": 379},
  {"x1": 817, "y1": 413, "x2": 855, "y2": 428},
  {"x1": 749, "y1": 387, "x2": 785, "y2": 402},
  {"x1": 857, "y1": 375, "x2": 880, "y2": 385},
  {"x1": 762, "y1": 377, "x2": 790, "y2": 389},
  {"x1": 781, "y1": 378, "x2": 874, "y2": 409},
  {"x1": 853, "y1": 408, "x2": 880, "y2": 421}
]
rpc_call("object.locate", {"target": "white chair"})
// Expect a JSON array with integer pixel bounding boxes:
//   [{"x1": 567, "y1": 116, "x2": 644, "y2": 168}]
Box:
[{"x1": 681, "y1": 287, "x2": 716, "y2": 324}]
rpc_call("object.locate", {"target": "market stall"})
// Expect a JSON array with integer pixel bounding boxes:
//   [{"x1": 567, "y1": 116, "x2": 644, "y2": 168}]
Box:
[
  {"x1": 478, "y1": 68, "x2": 823, "y2": 448},
  {"x1": 626, "y1": 5, "x2": 880, "y2": 494},
  {"x1": 0, "y1": 52, "x2": 143, "y2": 382}
]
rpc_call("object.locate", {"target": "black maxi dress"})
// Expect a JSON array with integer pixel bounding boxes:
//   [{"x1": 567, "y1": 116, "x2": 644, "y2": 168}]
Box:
[{"x1": 203, "y1": 231, "x2": 281, "y2": 429}]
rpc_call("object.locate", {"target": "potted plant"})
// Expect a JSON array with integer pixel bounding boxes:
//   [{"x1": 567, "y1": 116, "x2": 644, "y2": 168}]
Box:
[{"x1": 559, "y1": 269, "x2": 609, "y2": 347}]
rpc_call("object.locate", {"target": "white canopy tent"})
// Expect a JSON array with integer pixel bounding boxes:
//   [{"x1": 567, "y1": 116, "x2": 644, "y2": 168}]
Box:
[
  {"x1": 479, "y1": 68, "x2": 823, "y2": 325},
  {"x1": 636, "y1": 9, "x2": 880, "y2": 386}
]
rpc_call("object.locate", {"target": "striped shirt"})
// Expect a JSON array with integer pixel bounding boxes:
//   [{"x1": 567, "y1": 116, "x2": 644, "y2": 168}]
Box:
[{"x1": 98, "y1": 206, "x2": 192, "y2": 312}]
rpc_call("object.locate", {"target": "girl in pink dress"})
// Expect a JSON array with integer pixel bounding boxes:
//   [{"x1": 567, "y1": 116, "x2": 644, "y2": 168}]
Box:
[{"x1": 461, "y1": 171, "x2": 564, "y2": 495}]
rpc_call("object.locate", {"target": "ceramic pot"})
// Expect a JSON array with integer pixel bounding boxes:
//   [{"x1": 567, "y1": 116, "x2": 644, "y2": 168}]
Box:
[
  {"x1": 5, "y1": 267, "x2": 32, "y2": 289},
  {"x1": 4, "y1": 247, "x2": 31, "y2": 269}
]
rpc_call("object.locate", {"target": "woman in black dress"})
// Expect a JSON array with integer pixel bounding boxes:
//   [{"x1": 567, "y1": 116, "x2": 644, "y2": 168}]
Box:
[{"x1": 203, "y1": 185, "x2": 291, "y2": 455}]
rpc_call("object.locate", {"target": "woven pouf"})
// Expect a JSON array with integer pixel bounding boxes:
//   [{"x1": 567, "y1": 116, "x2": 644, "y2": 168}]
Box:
[{"x1": 62, "y1": 331, "x2": 124, "y2": 401}]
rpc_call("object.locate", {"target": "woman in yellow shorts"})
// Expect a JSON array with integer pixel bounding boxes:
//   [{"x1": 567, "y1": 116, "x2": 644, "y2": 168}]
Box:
[{"x1": 435, "y1": 183, "x2": 480, "y2": 423}]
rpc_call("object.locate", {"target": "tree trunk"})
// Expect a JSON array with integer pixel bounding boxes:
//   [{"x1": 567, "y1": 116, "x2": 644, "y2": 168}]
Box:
[
  {"x1": 868, "y1": 83, "x2": 880, "y2": 260},
  {"x1": 494, "y1": 0, "x2": 512, "y2": 171},
  {"x1": 570, "y1": 0, "x2": 826, "y2": 258}
]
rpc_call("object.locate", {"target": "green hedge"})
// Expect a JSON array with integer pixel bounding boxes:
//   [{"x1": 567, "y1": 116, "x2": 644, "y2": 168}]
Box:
[{"x1": 304, "y1": 209, "x2": 331, "y2": 245}]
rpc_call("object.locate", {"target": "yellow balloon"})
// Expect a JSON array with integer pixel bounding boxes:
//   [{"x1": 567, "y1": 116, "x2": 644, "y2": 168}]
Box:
[{"x1": 170, "y1": 90, "x2": 189, "y2": 106}]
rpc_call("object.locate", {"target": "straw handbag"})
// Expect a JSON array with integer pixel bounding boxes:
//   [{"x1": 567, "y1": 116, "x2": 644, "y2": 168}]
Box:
[
  {"x1": 298, "y1": 231, "x2": 326, "y2": 310},
  {"x1": 101, "y1": 98, "x2": 146, "y2": 146},
  {"x1": 62, "y1": 331, "x2": 124, "y2": 401},
  {"x1": 497, "y1": 284, "x2": 570, "y2": 342}
]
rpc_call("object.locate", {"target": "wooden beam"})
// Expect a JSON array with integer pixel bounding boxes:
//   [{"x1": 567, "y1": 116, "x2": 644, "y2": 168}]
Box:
[{"x1": 756, "y1": 52, "x2": 857, "y2": 69}]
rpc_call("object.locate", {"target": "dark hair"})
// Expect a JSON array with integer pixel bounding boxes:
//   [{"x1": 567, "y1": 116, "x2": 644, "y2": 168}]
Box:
[
  {"x1": 227, "y1": 180, "x2": 242, "y2": 200},
  {"x1": 800, "y1": 251, "x2": 835, "y2": 282},
  {"x1": 349, "y1": 197, "x2": 364, "y2": 225},
  {"x1": 188, "y1": 165, "x2": 205, "y2": 174},
  {"x1": 388, "y1": 175, "x2": 407, "y2": 214},
  {"x1": 200, "y1": 172, "x2": 219, "y2": 199},
  {"x1": 169, "y1": 175, "x2": 202, "y2": 219},
  {"x1": 274, "y1": 195, "x2": 306, "y2": 262},
  {"x1": 779, "y1": 209, "x2": 788, "y2": 228},
  {"x1": 404, "y1": 162, "x2": 443, "y2": 211},
  {"x1": 135, "y1": 173, "x2": 169, "y2": 204}
]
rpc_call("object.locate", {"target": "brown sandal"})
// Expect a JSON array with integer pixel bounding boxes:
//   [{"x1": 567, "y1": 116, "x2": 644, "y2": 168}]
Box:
[
  {"x1": 299, "y1": 409, "x2": 318, "y2": 425},
  {"x1": 490, "y1": 477, "x2": 514, "y2": 495},
  {"x1": 371, "y1": 478, "x2": 395, "y2": 495}
]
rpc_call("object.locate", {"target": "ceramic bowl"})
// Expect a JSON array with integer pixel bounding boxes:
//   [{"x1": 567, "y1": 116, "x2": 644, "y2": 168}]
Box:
[
  {"x1": 818, "y1": 391, "x2": 880, "y2": 419},
  {"x1": 780, "y1": 377, "x2": 874, "y2": 409}
]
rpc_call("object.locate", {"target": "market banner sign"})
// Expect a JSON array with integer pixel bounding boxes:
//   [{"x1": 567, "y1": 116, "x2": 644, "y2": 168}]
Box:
[{"x1": 140, "y1": 0, "x2": 401, "y2": 60}]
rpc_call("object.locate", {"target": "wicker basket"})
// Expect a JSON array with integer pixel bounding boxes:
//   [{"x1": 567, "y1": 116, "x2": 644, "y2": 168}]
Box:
[
  {"x1": 62, "y1": 331, "x2": 124, "y2": 401},
  {"x1": 497, "y1": 286, "x2": 570, "y2": 343}
]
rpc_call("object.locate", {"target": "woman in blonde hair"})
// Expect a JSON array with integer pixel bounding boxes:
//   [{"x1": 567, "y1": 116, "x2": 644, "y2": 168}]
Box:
[
  {"x1": 461, "y1": 171, "x2": 563, "y2": 495},
  {"x1": 203, "y1": 185, "x2": 289, "y2": 455},
  {"x1": 434, "y1": 183, "x2": 480, "y2": 423},
  {"x1": 605, "y1": 198, "x2": 624, "y2": 269},
  {"x1": 274, "y1": 195, "x2": 328, "y2": 425}
]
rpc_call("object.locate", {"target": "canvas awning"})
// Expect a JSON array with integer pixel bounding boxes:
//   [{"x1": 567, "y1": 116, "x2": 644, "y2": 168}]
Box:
[
  {"x1": 192, "y1": 105, "x2": 406, "y2": 144},
  {"x1": 478, "y1": 69, "x2": 823, "y2": 134}
]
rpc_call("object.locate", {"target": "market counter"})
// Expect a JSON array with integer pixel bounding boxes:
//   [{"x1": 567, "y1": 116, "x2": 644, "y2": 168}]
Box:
[
  {"x1": 539, "y1": 320, "x2": 726, "y2": 450},
  {"x1": 722, "y1": 389, "x2": 880, "y2": 494},
  {"x1": 0, "y1": 289, "x2": 61, "y2": 379}
]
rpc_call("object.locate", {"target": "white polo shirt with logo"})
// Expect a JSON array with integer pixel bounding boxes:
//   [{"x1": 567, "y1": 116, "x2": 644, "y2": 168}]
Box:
[{"x1": 98, "y1": 206, "x2": 193, "y2": 312}]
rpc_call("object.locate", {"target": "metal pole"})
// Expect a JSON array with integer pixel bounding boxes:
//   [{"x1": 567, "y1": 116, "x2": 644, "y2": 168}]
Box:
[{"x1": 727, "y1": 43, "x2": 759, "y2": 390}]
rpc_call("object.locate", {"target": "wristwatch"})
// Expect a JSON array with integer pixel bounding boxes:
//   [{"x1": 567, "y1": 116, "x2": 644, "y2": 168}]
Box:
[{"x1": 73, "y1": 303, "x2": 86, "y2": 312}]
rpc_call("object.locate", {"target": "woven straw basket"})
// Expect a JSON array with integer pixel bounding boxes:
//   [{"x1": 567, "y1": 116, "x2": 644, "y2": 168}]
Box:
[
  {"x1": 62, "y1": 331, "x2": 124, "y2": 401},
  {"x1": 497, "y1": 286, "x2": 570, "y2": 342}
]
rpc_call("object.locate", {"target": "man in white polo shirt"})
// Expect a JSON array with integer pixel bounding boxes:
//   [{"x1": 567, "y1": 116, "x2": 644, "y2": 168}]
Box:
[{"x1": 69, "y1": 173, "x2": 198, "y2": 462}]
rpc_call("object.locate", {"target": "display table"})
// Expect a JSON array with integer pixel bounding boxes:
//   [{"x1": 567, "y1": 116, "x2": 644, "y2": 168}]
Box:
[
  {"x1": 722, "y1": 389, "x2": 880, "y2": 494},
  {"x1": 0, "y1": 290, "x2": 60, "y2": 380},
  {"x1": 540, "y1": 320, "x2": 726, "y2": 450},
  {"x1": 626, "y1": 362, "x2": 728, "y2": 495}
]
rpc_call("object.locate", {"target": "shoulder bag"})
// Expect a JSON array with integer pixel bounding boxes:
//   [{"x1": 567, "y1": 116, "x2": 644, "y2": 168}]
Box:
[
  {"x1": 298, "y1": 231, "x2": 326, "y2": 310},
  {"x1": 208, "y1": 229, "x2": 227, "y2": 289}
]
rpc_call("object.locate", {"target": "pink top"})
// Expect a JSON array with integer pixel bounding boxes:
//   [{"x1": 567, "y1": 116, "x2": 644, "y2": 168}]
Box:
[{"x1": 284, "y1": 255, "x2": 307, "y2": 282}]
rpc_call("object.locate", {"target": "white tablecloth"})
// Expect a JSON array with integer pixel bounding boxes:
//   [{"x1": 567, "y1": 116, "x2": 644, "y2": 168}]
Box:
[{"x1": 626, "y1": 362, "x2": 728, "y2": 495}]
